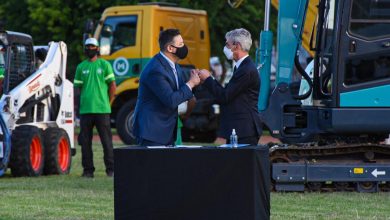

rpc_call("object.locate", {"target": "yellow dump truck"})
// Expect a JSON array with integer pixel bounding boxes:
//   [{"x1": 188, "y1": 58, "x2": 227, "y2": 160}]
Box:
[{"x1": 84, "y1": 3, "x2": 212, "y2": 143}]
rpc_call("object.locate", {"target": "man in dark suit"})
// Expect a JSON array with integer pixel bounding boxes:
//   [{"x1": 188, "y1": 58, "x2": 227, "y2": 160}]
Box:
[
  {"x1": 133, "y1": 29, "x2": 200, "y2": 146},
  {"x1": 198, "y1": 28, "x2": 262, "y2": 145}
]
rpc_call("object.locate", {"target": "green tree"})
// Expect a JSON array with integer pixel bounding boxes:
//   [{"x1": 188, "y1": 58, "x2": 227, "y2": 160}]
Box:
[
  {"x1": 0, "y1": 0, "x2": 30, "y2": 33},
  {"x1": 0, "y1": 0, "x2": 275, "y2": 76},
  {"x1": 25, "y1": 0, "x2": 132, "y2": 77},
  {"x1": 155, "y1": 0, "x2": 276, "y2": 63},
  {"x1": 0, "y1": 0, "x2": 134, "y2": 78}
]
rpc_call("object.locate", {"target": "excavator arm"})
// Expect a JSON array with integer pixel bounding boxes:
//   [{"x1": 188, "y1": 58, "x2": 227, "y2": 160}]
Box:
[{"x1": 271, "y1": 0, "x2": 318, "y2": 57}]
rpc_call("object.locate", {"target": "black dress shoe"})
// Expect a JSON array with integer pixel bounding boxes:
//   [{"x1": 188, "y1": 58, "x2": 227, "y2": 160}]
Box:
[
  {"x1": 81, "y1": 172, "x2": 94, "y2": 178},
  {"x1": 106, "y1": 171, "x2": 114, "y2": 177}
]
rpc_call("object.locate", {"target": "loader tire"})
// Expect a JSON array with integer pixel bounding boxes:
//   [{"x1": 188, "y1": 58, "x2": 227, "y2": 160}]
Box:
[
  {"x1": 10, "y1": 126, "x2": 44, "y2": 177},
  {"x1": 43, "y1": 128, "x2": 72, "y2": 175},
  {"x1": 116, "y1": 99, "x2": 136, "y2": 145}
]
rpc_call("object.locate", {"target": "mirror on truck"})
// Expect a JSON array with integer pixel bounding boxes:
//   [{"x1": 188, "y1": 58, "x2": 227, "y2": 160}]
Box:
[
  {"x1": 98, "y1": 15, "x2": 137, "y2": 55},
  {"x1": 84, "y1": 19, "x2": 95, "y2": 34},
  {"x1": 100, "y1": 24, "x2": 113, "y2": 56},
  {"x1": 101, "y1": 24, "x2": 113, "y2": 38},
  {"x1": 0, "y1": 20, "x2": 5, "y2": 32},
  {"x1": 83, "y1": 19, "x2": 95, "y2": 43}
]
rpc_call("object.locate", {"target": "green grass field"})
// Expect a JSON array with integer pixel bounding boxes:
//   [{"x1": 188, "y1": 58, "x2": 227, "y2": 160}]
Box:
[{"x1": 1, "y1": 141, "x2": 390, "y2": 220}]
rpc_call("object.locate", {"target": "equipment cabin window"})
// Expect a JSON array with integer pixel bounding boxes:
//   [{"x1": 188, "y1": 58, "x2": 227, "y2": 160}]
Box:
[
  {"x1": 9, "y1": 43, "x2": 33, "y2": 85},
  {"x1": 349, "y1": 0, "x2": 390, "y2": 40},
  {"x1": 345, "y1": 55, "x2": 390, "y2": 85},
  {"x1": 99, "y1": 15, "x2": 137, "y2": 55},
  {"x1": 345, "y1": 0, "x2": 390, "y2": 85}
]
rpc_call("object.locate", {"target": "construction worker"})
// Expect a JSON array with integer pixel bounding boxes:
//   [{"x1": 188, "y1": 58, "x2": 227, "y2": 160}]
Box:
[
  {"x1": 74, "y1": 38, "x2": 116, "y2": 178},
  {"x1": 0, "y1": 45, "x2": 5, "y2": 94}
]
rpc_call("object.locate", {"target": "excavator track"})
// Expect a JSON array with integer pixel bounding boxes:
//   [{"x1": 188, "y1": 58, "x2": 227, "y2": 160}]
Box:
[{"x1": 269, "y1": 142, "x2": 390, "y2": 192}]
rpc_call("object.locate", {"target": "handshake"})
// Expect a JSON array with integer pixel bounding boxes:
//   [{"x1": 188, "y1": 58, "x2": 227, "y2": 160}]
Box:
[{"x1": 187, "y1": 69, "x2": 211, "y2": 89}]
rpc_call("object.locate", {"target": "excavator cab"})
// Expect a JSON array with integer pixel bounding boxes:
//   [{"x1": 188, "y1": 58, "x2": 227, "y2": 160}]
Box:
[
  {"x1": 261, "y1": 0, "x2": 390, "y2": 143},
  {"x1": 334, "y1": 0, "x2": 390, "y2": 107},
  {"x1": 259, "y1": 0, "x2": 390, "y2": 192}
]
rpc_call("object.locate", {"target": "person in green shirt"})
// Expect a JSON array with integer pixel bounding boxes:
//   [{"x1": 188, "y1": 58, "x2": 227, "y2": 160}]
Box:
[
  {"x1": 0, "y1": 45, "x2": 5, "y2": 95},
  {"x1": 74, "y1": 38, "x2": 116, "y2": 178}
]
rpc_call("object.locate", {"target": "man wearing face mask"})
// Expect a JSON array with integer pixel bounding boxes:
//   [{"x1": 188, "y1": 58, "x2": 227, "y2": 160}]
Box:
[
  {"x1": 132, "y1": 28, "x2": 200, "y2": 146},
  {"x1": 74, "y1": 38, "x2": 116, "y2": 178},
  {"x1": 198, "y1": 28, "x2": 262, "y2": 145}
]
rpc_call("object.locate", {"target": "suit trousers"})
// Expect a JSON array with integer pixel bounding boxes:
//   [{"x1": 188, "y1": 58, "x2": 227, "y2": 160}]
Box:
[{"x1": 78, "y1": 114, "x2": 114, "y2": 174}]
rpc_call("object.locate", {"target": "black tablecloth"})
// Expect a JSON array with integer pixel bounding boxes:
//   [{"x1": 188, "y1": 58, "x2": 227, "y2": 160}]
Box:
[{"x1": 114, "y1": 146, "x2": 270, "y2": 220}]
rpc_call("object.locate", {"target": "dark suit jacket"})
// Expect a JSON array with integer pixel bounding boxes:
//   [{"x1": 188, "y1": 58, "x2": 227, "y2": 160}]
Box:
[
  {"x1": 203, "y1": 56, "x2": 262, "y2": 140},
  {"x1": 133, "y1": 53, "x2": 193, "y2": 145}
]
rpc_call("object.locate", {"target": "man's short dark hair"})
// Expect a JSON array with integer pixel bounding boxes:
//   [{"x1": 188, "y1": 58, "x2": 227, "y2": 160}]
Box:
[{"x1": 159, "y1": 29, "x2": 180, "y2": 51}]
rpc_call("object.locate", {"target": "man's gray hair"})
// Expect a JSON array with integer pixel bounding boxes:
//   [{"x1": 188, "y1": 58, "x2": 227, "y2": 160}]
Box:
[{"x1": 225, "y1": 28, "x2": 252, "y2": 52}]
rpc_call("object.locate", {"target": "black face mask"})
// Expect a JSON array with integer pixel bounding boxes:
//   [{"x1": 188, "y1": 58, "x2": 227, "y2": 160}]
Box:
[
  {"x1": 170, "y1": 44, "x2": 188, "y2": 59},
  {"x1": 84, "y1": 48, "x2": 99, "y2": 59}
]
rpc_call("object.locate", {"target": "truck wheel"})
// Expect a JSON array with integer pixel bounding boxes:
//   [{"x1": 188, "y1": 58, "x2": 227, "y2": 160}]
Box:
[
  {"x1": 10, "y1": 126, "x2": 44, "y2": 176},
  {"x1": 116, "y1": 99, "x2": 136, "y2": 145},
  {"x1": 43, "y1": 128, "x2": 72, "y2": 175}
]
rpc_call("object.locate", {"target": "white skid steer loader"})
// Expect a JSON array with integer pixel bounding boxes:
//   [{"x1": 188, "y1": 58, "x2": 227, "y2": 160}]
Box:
[{"x1": 0, "y1": 29, "x2": 74, "y2": 177}]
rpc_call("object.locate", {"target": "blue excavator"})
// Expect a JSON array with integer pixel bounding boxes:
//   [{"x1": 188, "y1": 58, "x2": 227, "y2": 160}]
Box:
[{"x1": 258, "y1": 0, "x2": 390, "y2": 192}]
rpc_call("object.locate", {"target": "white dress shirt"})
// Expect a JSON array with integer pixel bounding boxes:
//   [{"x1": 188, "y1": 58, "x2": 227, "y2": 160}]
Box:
[
  {"x1": 160, "y1": 52, "x2": 192, "y2": 90},
  {"x1": 160, "y1": 52, "x2": 179, "y2": 89},
  {"x1": 234, "y1": 54, "x2": 249, "y2": 70}
]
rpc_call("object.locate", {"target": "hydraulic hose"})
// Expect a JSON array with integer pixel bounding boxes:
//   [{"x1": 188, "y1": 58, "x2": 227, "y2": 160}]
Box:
[{"x1": 293, "y1": 55, "x2": 313, "y2": 100}]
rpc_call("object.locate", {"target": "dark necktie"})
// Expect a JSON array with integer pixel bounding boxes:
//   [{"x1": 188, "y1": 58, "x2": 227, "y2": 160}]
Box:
[
  {"x1": 233, "y1": 65, "x2": 237, "y2": 74},
  {"x1": 173, "y1": 66, "x2": 179, "y2": 89}
]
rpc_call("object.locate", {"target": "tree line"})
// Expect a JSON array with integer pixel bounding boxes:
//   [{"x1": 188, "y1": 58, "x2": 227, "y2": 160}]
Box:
[{"x1": 0, "y1": 0, "x2": 275, "y2": 77}]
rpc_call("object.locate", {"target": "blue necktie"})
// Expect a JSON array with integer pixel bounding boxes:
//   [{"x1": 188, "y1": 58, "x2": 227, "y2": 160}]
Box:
[{"x1": 172, "y1": 68, "x2": 179, "y2": 89}]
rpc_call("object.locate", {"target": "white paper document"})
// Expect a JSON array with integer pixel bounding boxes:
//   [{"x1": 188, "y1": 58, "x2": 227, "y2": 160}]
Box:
[
  {"x1": 219, "y1": 144, "x2": 250, "y2": 148},
  {"x1": 175, "y1": 145, "x2": 203, "y2": 148},
  {"x1": 146, "y1": 146, "x2": 169, "y2": 149}
]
